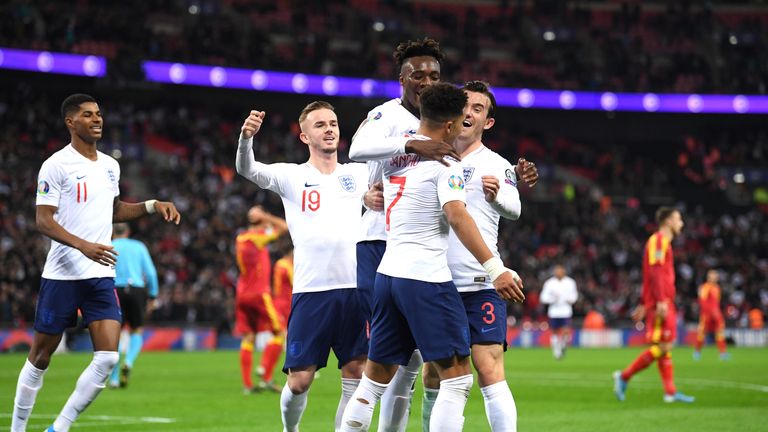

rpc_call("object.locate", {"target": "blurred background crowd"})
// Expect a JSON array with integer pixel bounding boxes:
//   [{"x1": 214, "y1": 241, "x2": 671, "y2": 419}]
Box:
[{"x1": 1, "y1": 0, "x2": 766, "y2": 334}]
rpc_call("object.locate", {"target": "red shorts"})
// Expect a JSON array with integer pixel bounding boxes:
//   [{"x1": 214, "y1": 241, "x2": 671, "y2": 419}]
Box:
[
  {"x1": 645, "y1": 304, "x2": 677, "y2": 344},
  {"x1": 235, "y1": 293, "x2": 285, "y2": 335},
  {"x1": 698, "y1": 312, "x2": 725, "y2": 333},
  {"x1": 273, "y1": 298, "x2": 291, "y2": 323}
]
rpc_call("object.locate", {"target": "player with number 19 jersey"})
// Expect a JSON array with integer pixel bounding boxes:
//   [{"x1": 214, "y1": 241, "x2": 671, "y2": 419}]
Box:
[
  {"x1": 370, "y1": 135, "x2": 471, "y2": 365},
  {"x1": 240, "y1": 161, "x2": 368, "y2": 293}
]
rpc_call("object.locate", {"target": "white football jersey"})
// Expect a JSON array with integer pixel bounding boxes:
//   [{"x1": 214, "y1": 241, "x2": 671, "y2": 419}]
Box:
[
  {"x1": 377, "y1": 136, "x2": 466, "y2": 283},
  {"x1": 237, "y1": 140, "x2": 368, "y2": 293},
  {"x1": 36, "y1": 144, "x2": 121, "y2": 280},
  {"x1": 350, "y1": 98, "x2": 419, "y2": 242},
  {"x1": 447, "y1": 145, "x2": 521, "y2": 292},
  {"x1": 540, "y1": 276, "x2": 579, "y2": 318}
]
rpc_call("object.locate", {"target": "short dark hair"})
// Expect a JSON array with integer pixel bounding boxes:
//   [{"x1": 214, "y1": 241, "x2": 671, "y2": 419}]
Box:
[
  {"x1": 419, "y1": 83, "x2": 467, "y2": 123},
  {"x1": 463, "y1": 80, "x2": 497, "y2": 119},
  {"x1": 393, "y1": 37, "x2": 444, "y2": 70},
  {"x1": 655, "y1": 206, "x2": 678, "y2": 224},
  {"x1": 299, "y1": 100, "x2": 335, "y2": 123},
  {"x1": 113, "y1": 223, "x2": 129, "y2": 236},
  {"x1": 61, "y1": 94, "x2": 96, "y2": 121}
]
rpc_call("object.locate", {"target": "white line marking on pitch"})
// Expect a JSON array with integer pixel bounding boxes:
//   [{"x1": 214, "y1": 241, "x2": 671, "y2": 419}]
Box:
[
  {"x1": 0, "y1": 413, "x2": 176, "y2": 427},
  {"x1": 508, "y1": 372, "x2": 768, "y2": 393}
]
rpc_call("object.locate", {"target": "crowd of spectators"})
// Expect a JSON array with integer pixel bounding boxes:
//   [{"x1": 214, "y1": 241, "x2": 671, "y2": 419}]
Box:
[
  {"x1": 1, "y1": 0, "x2": 767, "y2": 93},
  {"x1": 1, "y1": 83, "x2": 766, "y2": 334}
]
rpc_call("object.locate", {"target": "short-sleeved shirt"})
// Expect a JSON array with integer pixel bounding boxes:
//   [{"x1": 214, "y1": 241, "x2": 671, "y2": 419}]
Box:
[
  {"x1": 352, "y1": 99, "x2": 420, "y2": 242},
  {"x1": 240, "y1": 159, "x2": 368, "y2": 294},
  {"x1": 36, "y1": 144, "x2": 120, "y2": 280},
  {"x1": 377, "y1": 135, "x2": 466, "y2": 283},
  {"x1": 446, "y1": 145, "x2": 520, "y2": 292},
  {"x1": 236, "y1": 227, "x2": 279, "y2": 297}
]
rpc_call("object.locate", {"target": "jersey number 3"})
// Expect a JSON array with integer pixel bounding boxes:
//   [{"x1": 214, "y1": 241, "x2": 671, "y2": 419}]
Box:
[
  {"x1": 301, "y1": 189, "x2": 320, "y2": 212},
  {"x1": 385, "y1": 176, "x2": 406, "y2": 231}
]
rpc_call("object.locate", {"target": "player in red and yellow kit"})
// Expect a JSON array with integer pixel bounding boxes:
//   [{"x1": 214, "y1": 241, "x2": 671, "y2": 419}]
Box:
[
  {"x1": 613, "y1": 207, "x2": 695, "y2": 403},
  {"x1": 235, "y1": 205, "x2": 287, "y2": 393},
  {"x1": 257, "y1": 242, "x2": 294, "y2": 392},
  {"x1": 694, "y1": 269, "x2": 729, "y2": 360}
]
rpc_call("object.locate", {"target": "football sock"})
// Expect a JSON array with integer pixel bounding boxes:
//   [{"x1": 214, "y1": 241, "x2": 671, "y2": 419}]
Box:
[
  {"x1": 694, "y1": 334, "x2": 704, "y2": 352},
  {"x1": 11, "y1": 359, "x2": 46, "y2": 432},
  {"x1": 240, "y1": 340, "x2": 254, "y2": 389},
  {"x1": 378, "y1": 350, "x2": 422, "y2": 432},
  {"x1": 430, "y1": 374, "x2": 473, "y2": 432},
  {"x1": 261, "y1": 336, "x2": 284, "y2": 383},
  {"x1": 125, "y1": 333, "x2": 143, "y2": 368},
  {"x1": 621, "y1": 346, "x2": 660, "y2": 381},
  {"x1": 334, "y1": 378, "x2": 360, "y2": 432},
  {"x1": 420, "y1": 387, "x2": 439, "y2": 432},
  {"x1": 481, "y1": 381, "x2": 517, "y2": 432},
  {"x1": 281, "y1": 383, "x2": 308, "y2": 432},
  {"x1": 551, "y1": 334, "x2": 560, "y2": 358},
  {"x1": 53, "y1": 351, "x2": 118, "y2": 432},
  {"x1": 339, "y1": 374, "x2": 389, "y2": 432},
  {"x1": 657, "y1": 352, "x2": 676, "y2": 395},
  {"x1": 716, "y1": 335, "x2": 727, "y2": 354}
]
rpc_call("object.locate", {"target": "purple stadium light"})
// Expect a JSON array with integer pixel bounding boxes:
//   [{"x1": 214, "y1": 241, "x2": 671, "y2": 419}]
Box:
[
  {"x1": 0, "y1": 47, "x2": 106, "y2": 77},
  {"x1": 142, "y1": 60, "x2": 768, "y2": 114}
]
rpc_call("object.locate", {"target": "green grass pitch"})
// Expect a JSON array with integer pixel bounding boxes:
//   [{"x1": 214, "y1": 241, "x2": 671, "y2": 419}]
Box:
[{"x1": 1, "y1": 347, "x2": 766, "y2": 431}]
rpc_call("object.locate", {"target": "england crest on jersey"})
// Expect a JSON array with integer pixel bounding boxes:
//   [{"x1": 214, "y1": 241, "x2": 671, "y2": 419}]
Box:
[
  {"x1": 338, "y1": 175, "x2": 357, "y2": 192},
  {"x1": 463, "y1": 167, "x2": 475, "y2": 182}
]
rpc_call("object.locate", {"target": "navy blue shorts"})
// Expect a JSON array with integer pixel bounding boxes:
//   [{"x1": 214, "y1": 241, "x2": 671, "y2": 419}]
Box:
[
  {"x1": 550, "y1": 317, "x2": 572, "y2": 330},
  {"x1": 461, "y1": 290, "x2": 508, "y2": 349},
  {"x1": 283, "y1": 289, "x2": 368, "y2": 373},
  {"x1": 368, "y1": 273, "x2": 470, "y2": 365},
  {"x1": 34, "y1": 277, "x2": 122, "y2": 334},
  {"x1": 356, "y1": 240, "x2": 386, "y2": 323}
]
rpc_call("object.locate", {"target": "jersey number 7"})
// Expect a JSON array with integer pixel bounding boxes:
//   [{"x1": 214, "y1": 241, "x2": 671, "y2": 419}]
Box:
[{"x1": 385, "y1": 176, "x2": 406, "y2": 231}]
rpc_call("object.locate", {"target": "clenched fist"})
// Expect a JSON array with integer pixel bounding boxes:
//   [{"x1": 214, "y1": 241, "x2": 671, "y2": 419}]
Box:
[{"x1": 241, "y1": 110, "x2": 266, "y2": 139}]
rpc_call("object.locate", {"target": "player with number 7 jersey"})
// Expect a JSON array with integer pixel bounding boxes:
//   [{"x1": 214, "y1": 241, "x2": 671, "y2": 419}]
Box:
[
  {"x1": 236, "y1": 101, "x2": 370, "y2": 432},
  {"x1": 340, "y1": 83, "x2": 524, "y2": 432}
]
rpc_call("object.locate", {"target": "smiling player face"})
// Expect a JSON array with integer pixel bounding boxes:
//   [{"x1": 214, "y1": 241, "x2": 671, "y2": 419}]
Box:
[
  {"x1": 400, "y1": 56, "x2": 441, "y2": 114},
  {"x1": 66, "y1": 102, "x2": 103, "y2": 144},
  {"x1": 459, "y1": 90, "x2": 495, "y2": 142},
  {"x1": 299, "y1": 108, "x2": 340, "y2": 155}
]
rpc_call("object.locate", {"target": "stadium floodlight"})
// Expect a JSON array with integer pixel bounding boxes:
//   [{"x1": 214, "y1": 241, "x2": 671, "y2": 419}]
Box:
[
  {"x1": 0, "y1": 47, "x2": 106, "y2": 77},
  {"x1": 140, "y1": 60, "x2": 768, "y2": 114}
]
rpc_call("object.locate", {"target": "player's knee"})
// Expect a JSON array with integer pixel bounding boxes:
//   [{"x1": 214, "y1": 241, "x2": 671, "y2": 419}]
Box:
[
  {"x1": 29, "y1": 352, "x2": 52, "y2": 370},
  {"x1": 94, "y1": 351, "x2": 120, "y2": 372},
  {"x1": 287, "y1": 377, "x2": 312, "y2": 394}
]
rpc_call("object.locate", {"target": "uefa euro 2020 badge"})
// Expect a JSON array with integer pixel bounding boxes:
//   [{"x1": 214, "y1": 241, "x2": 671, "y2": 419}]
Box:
[
  {"x1": 338, "y1": 175, "x2": 357, "y2": 192},
  {"x1": 505, "y1": 169, "x2": 517, "y2": 186},
  {"x1": 37, "y1": 180, "x2": 50, "y2": 195},
  {"x1": 448, "y1": 175, "x2": 465, "y2": 190}
]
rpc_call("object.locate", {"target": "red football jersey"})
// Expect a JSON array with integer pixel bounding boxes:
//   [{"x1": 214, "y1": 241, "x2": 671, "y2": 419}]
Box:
[
  {"x1": 235, "y1": 228, "x2": 278, "y2": 298},
  {"x1": 642, "y1": 232, "x2": 676, "y2": 307},
  {"x1": 698, "y1": 282, "x2": 722, "y2": 316},
  {"x1": 272, "y1": 256, "x2": 294, "y2": 307}
]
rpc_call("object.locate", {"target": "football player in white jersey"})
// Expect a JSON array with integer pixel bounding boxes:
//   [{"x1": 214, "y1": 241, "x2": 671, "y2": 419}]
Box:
[
  {"x1": 11, "y1": 94, "x2": 181, "y2": 432},
  {"x1": 340, "y1": 83, "x2": 525, "y2": 432},
  {"x1": 236, "y1": 101, "x2": 369, "y2": 432},
  {"x1": 420, "y1": 81, "x2": 538, "y2": 432},
  {"x1": 350, "y1": 38, "x2": 461, "y2": 432},
  {"x1": 540, "y1": 264, "x2": 579, "y2": 359}
]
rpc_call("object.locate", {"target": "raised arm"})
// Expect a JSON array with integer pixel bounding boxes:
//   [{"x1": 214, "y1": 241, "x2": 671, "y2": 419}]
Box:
[
  {"x1": 349, "y1": 112, "x2": 460, "y2": 164},
  {"x1": 236, "y1": 110, "x2": 287, "y2": 192}
]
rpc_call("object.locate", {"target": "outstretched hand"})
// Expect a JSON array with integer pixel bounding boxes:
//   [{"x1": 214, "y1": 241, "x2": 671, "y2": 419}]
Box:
[
  {"x1": 406, "y1": 139, "x2": 461, "y2": 166},
  {"x1": 79, "y1": 242, "x2": 118, "y2": 266},
  {"x1": 241, "y1": 110, "x2": 266, "y2": 139},
  {"x1": 493, "y1": 270, "x2": 525, "y2": 303},
  {"x1": 515, "y1": 158, "x2": 539, "y2": 187},
  {"x1": 153, "y1": 201, "x2": 181, "y2": 225}
]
